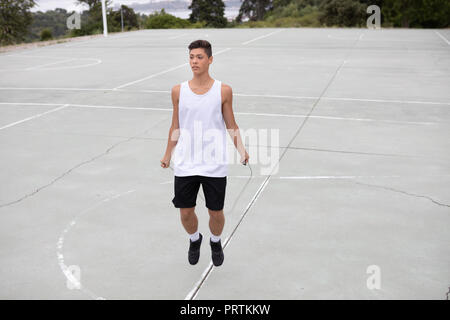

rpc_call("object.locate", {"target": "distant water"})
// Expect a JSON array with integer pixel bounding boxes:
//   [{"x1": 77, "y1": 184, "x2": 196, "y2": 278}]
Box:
[{"x1": 144, "y1": 9, "x2": 241, "y2": 20}]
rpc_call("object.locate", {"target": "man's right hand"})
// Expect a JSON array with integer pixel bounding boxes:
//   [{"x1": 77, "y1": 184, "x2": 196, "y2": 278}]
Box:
[{"x1": 160, "y1": 156, "x2": 171, "y2": 168}]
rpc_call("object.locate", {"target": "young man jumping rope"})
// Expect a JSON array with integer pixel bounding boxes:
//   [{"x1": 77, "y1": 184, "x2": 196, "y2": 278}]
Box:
[{"x1": 160, "y1": 40, "x2": 249, "y2": 267}]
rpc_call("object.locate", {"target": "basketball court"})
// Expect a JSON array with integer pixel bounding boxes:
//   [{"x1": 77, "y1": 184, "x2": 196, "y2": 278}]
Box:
[{"x1": 0, "y1": 27, "x2": 449, "y2": 299}]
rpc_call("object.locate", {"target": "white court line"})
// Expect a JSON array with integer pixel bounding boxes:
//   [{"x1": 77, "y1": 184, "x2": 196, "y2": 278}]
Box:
[
  {"x1": 114, "y1": 29, "x2": 283, "y2": 90},
  {"x1": 5, "y1": 54, "x2": 102, "y2": 71},
  {"x1": 113, "y1": 48, "x2": 232, "y2": 90},
  {"x1": 0, "y1": 104, "x2": 69, "y2": 130},
  {"x1": 64, "y1": 39, "x2": 102, "y2": 48},
  {"x1": 279, "y1": 174, "x2": 450, "y2": 179},
  {"x1": 0, "y1": 87, "x2": 168, "y2": 93},
  {"x1": 57, "y1": 189, "x2": 135, "y2": 300},
  {"x1": 0, "y1": 102, "x2": 442, "y2": 125},
  {"x1": 115, "y1": 88, "x2": 172, "y2": 93},
  {"x1": 235, "y1": 111, "x2": 438, "y2": 125},
  {"x1": 0, "y1": 102, "x2": 170, "y2": 111},
  {"x1": 113, "y1": 62, "x2": 190, "y2": 90},
  {"x1": 0, "y1": 102, "x2": 63, "y2": 106},
  {"x1": 26, "y1": 59, "x2": 76, "y2": 71},
  {"x1": 7, "y1": 53, "x2": 88, "y2": 60},
  {"x1": 0, "y1": 87, "x2": 112, "y2": 92},
  {"x1": 63, "y1": 31, "x2": 178, "y2": 47},
  {"x1": 327, "y1": 33, "x2": 441, "y2": 43},
  {"x1": 185, "y1": 174, "x2": 272, "y2": 300},
  {"x1": 63, "y1": 34, "x2": 123, "y2": 48},
  {"x1": 236, "y1": 93, "x2": 450, "y2": 106},
  {"x1": 279, "y1": 175, "x2": 403, "y2": 179},
  {"x1": 242, "y1": 29, "x2": 284, "y2": 45},
  {"x1": 161, "y1": 174, "x2": 446, "y2": 184},
  {"x1": 434, "y1": 31, "x2": 450, "y2": 46},
  {"x1": 5, "y1": 53, "x2": 48, "y2": 58},
  {"x1": 162, "y1": 174, "x2": 450, "y2": 184},
  {"x1": 1, "y1": 87, "x2": 449, "y2": 106},
  {"x1": 310, "y1": 114, "x2": 437, "y2": 125},
  {"x1": 320, "y1": 96, "x2": 450, "y2": 106},
  {"x1": 42, "y1": 58, "x2": 102, "y2": 70},
  {"x1": 69, "y1": 103, "x2": 171, "y2": 111}
]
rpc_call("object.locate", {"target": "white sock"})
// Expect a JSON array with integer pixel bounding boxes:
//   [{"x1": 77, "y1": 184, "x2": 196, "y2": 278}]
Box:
[
  {"x1": 210, "y1": 234, "x2": 221, "y2": 243},
  {"x1": 189, "y1": 231, "x2": 200, "y2": 242}
]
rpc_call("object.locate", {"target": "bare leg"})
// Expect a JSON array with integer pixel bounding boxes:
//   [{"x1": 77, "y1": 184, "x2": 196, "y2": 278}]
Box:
[
  {"x1": 208, "y1": 209, "x2": 225, "y2": 236},
  {"x1": 180, "y1": 207, "x2": 198, "y2": 234}
]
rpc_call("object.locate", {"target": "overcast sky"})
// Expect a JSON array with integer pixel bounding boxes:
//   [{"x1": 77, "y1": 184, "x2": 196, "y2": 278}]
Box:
[{"x1": 31, "y1": 0, "x2": 182, "y2": 12}]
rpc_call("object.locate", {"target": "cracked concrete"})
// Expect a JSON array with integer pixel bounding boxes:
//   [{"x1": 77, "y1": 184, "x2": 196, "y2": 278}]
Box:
[
  {"x1": 352, "y1": 180, "x2": 450, "y2": 208},
  {"x1": 10, "y1": 127, "x2": 440, "y2": 160},
  {"x1": 0, "y1": 115, "x2": 169, "y2": 209}
]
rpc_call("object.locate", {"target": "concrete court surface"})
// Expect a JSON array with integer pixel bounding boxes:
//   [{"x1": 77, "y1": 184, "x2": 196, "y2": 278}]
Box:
[{"x1": 0, "y1": 27, "x2": 449, "y2": 300}]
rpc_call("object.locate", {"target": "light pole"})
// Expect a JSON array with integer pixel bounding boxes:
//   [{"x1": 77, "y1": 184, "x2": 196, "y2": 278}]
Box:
[
  {"x1": 101, "y1": 0, "x2": 108, "y2": 37},
  {"x1": 121, "y1": 5, "x2": 124, "y2": 32}
]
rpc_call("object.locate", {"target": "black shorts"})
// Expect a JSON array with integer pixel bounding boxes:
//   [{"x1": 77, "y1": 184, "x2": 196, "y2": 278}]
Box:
[{"x1": 172, "y1": 175, "x2": 227, "y2": 211}]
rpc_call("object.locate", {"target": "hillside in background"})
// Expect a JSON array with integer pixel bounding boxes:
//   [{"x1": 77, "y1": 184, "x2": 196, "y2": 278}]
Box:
[
  {"x1": 112, "y1": 0, "x2": 242, "y2": 12},
  {"x1": 1, "y1": 0, "x2": 449, "y2": 46}
]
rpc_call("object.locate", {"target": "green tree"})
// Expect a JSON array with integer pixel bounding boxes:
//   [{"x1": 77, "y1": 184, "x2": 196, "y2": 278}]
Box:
[
  {"x1": 0, "y1": 0, "x2": 36, "y2": 45},
  {"x1": 29, "y1": 8, "x2": 70, "y2": 41},
  {"x1": 136, "y1": 12, "x2": 148, "y2": 29},
  {"x1": 381, "y1": 0, "x2": 419, "y2": 27},
  {"x1": 110, "y1": 5, "x2": 138, "y2": 31},
  {"x1": 266, "y1": 0, "x2": 322, "y2": 19},
  {"x1": 418, "y1": 0, "x2": 450, "y2": 28},
  {"x1": 145, "y1": 9, "x2": 191, "y2": 29},
  {"x1": 382, "y1": 0, "x2": 449, "y2": 28},
  {"x1": 318, "y1": 0, "x2": 366, "y2": 27},
  {"x1": 188, "y1": 0, "x2": 228, "y2": 27},
  {"x1": 236, "y1": 0, "x2": 274, "y2": 22},
  {"x1": 40, "y1": 28, "x2": 52, "y2": 41}
]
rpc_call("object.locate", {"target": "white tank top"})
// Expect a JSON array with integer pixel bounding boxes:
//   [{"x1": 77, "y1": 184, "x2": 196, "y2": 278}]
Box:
[{"x1": 172, "y1": 79, "x2": 228, "y2": 177}]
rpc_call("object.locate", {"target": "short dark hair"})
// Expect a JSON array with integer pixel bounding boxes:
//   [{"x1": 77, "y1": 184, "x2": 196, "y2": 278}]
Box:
[{"x1": 188, "y1": 40, "x2": 212, "y2": 58}]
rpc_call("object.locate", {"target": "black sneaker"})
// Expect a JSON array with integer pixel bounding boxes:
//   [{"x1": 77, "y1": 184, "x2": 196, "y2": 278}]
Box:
[
  {"x1": 210, "y1": 239, "x2": 224, "y2": 267},
  {"x1": 188, "y1": 233, "x2": 202, "y2": 265}
]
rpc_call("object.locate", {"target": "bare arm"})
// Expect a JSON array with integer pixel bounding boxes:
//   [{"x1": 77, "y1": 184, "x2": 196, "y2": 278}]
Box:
[
  {"x1": 160, "y1": 84, "x2": 180, "y2": 168},
  {"x1": 222, "y1": 84, "x2": 249, "y2": 165}
]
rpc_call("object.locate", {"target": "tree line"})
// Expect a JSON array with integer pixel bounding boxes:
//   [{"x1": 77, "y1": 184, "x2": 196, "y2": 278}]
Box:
[{"x1": 1, "y1": 0, "x2": 449, "y2": 46}]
